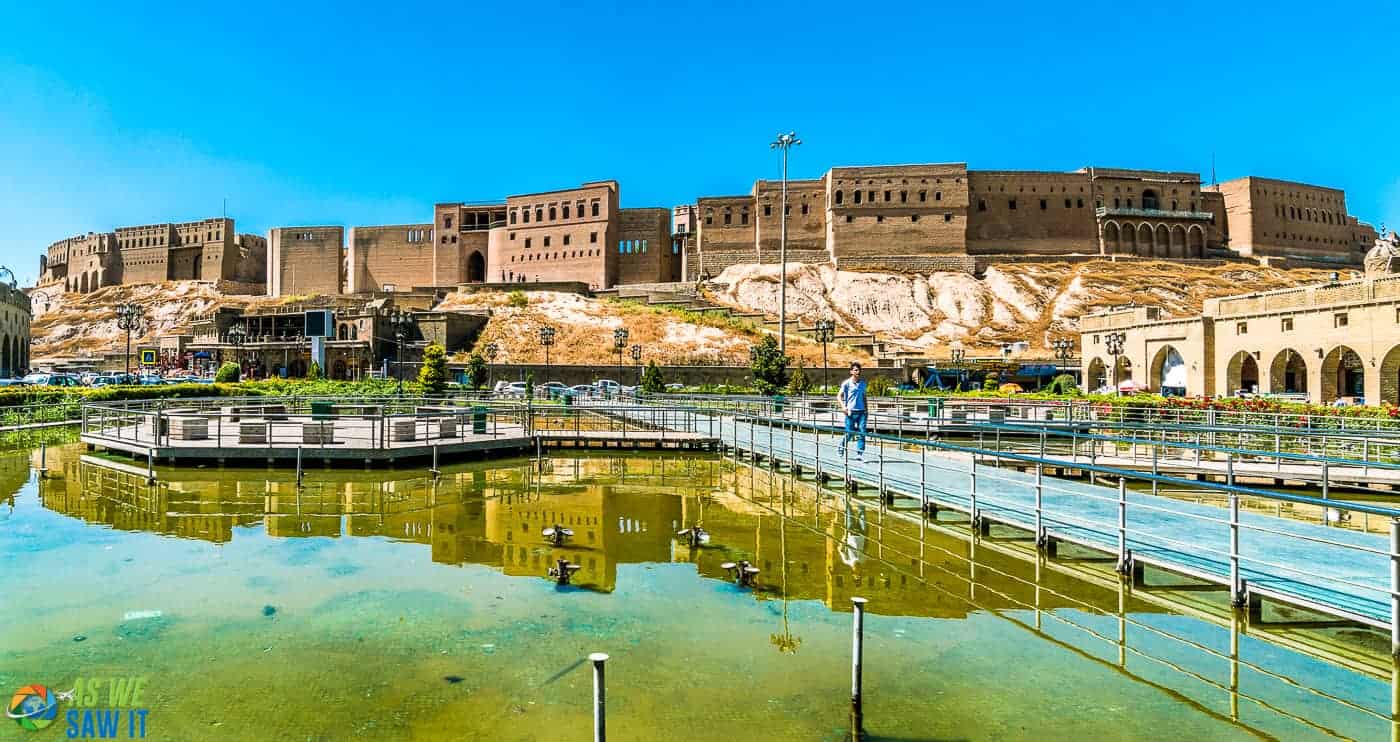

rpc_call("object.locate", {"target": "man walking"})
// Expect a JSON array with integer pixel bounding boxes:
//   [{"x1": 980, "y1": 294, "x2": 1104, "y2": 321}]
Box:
[{"x1": 837, "y1": 362, "x2": 868, "y2": 460}]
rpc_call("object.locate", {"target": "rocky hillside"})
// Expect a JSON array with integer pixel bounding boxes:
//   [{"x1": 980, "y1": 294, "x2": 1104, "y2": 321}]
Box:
[
  {"x1": 28, "y1": 259, "x2": 1333, "y2": 365},
  {"x1": 706, "y1": 260, "x2": 1334, "y2": 356},
  {"x1": 30, "y1": 282, "x2": 285, "y2": 358}
]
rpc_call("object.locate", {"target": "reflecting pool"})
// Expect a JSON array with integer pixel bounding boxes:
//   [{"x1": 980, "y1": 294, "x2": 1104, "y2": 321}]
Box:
[{"x1": 1, "y1": 441, "x2": 1395, "y2": 740}]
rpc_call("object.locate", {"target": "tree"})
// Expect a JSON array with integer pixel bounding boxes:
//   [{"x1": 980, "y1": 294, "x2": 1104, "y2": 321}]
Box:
[
  {"x1": 640, "y1": 360, "x2": 665, "y2": 394},
  {"x1": 307, "y1": 360, "x2": 322, "y2": 380},
  {"x1": 418, "y1": 342, "x2": 448, "y2": 395},
  {"x1": 786, "y1": 362, "x2": 811, "y2": 396},
  {"x1": 466, "y1": 352, "x2": 488, "y2": 390},
  {"x1": 524, "y1": 370, "x2": 535, "y2": 401},
  {"x1": 983, "y1": 373, "x2": 999, "y2": 393},
  {"x1": 750, "y1": 335, "x2": 789, "y2": 396},
  {"x1": 214, "y1": 362, "x2": 240, "y2": 383}
]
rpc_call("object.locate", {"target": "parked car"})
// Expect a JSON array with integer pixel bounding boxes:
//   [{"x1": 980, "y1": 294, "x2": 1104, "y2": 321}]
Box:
[
  {"x1": 664, "y1": 383, "x2": 685, "y2": 392},
  {"x1": 90, "y1": 373, "x2": 138, "y2": 386},
  {"x1": 20, "y1": 373, "x2": 81, "y2": 387},
  {"x1": 567, "y1": 384, "x2": 596, "y2": 398},
  {"x1": 504, "y1": 381, "x2": 528, "y2": 397},
  {"x1": 492, "y1": 380, "x2": 512, "y2": 394},
  {"x1": 0, "y1": 378, "x2": 26, "y2": 387}
]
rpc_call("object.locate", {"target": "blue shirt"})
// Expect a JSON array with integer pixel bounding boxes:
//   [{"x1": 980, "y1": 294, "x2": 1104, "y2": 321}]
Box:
[{"x1": 839, "y1": 377, "x2": 867, "y2": 412}]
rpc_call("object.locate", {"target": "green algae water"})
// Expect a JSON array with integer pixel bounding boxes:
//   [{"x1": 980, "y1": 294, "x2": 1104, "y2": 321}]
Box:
[{"x1": 1, "y1": 441, "x2": 1395, "y2": 740}]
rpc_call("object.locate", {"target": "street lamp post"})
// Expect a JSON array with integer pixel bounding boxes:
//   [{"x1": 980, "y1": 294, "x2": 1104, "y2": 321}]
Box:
[
  {"x1": 115, "y1": 303, "x2": 144, "y2": 379},
  {"x1": 484, "y1": 342, "x2": 499, "y2": 390},
  {"x1": 950, "y1": 346, "x2": 966, "y2": 391},
  {"x1": 389, "y1": 309, "x2": 414, "y2": 395},
  {"x1": 1051, "y1": 338, "x2": 1073, "y2": 390},
  {"x1": 1105, "y1": 331, "x2": 1126, "y2": 395},
  {"x1": 770, "y1": 131, "x2": 801, "y2": 355},
  {"x1": 612, "y1": 328, "x2": 629, "y2": 391},
  {"x1": 539, "y1": 326, "x2": 556, "y2": 382},
  {"x1": 630, "y1": 343, "x2": 642, "y2": 386},
  {"x1": 814, "y1": 318, "x2": 835, "y2": 392}
]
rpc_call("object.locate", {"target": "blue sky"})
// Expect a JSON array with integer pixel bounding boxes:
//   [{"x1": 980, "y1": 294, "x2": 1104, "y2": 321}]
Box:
[{"x1": 2, "y1": 1, "x2": 1397, "y2": 285}]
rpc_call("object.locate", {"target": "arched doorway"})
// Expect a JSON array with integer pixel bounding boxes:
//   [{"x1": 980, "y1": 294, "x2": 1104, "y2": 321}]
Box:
[
  {"x1": 1087, "y1": 358, "x2": 1107, "y2": 391},
  {"x1": 1150, "y1": 345, "x2": 1186, "y2": 395},
  {"x1": 1268, "y1": 349, "x2": 1308, "y2": 395},
  {"x1": 1321, "y1": 345, "x2": 1364, "y2": 403},
  {"x1": 1136, "y1": 224, "x2": 1152, "y2": 257},
  {"x1": 1226, "y1": 351, "x2": 1259, "y2": 395},
  {"x1": 1169, "y1": 226, "x2": 1186, "y2": 259},
  {"x1": 1154, "y1": 225, "x2": 1169, "y2": 257},
  {"x1": 1103, "y1": 222, "x2": 1121, "y2": 254},
  {"x1": 1381, "y1": 345, "x2": 1400, "y2": 405},
  {"x1": 467, "y1": 251, "x2": 486, "y2": 283},
  {"x1": 1113, "y1": 356, "x2": 1133, "y2": 386},
  {"x1": 79, "y1": 273, "x2": 89, "y2": 293},
  {"x1": 0, "y1": 336, "x2": 9, "y2": 377},
  {"x1": 1188, "y1": 226, "x2": 1205, "y2": 258}
]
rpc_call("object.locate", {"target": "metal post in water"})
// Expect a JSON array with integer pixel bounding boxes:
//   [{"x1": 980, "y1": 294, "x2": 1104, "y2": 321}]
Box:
[
  {"x1": 39, "y1": 443, "x2": 46, "y2": 476},
  {"x1": 850, "y1": 596, "x2": 868, "y2": 735},
  {"x1": 1229, "y1": 471, "x2": 1244, "y2": 607},
  {"x1": 1391, "y1": 520, "x2": 1400, "y2": 657},
  {"x1": 1116, "y1": 477, "x2": 1128, "y2": 574},
  {"x1": 1322, "y1": 460, "x2": 1330, "y2": 526},
  {"x1": 969, "y1": 455, "x2": 978, "y2": 528},
  {"x1": 919, "y1": 444, "x2": 927, "y2": 515},
  {"x1": 1034, "y1": 462, "x2": 1044, "y2": 548},
  {"x1": 432, "y1": 444, "x2": 440, "y2": 479},
  {"x1": 590, "y1": 652, "x2": 608, "y2": 742},
  {"x1": 146, "y1": 448, "x2": 155, "y2": 486},
  {"x1": 296, "y1": 446, "x2": 304, "y2": 487}
]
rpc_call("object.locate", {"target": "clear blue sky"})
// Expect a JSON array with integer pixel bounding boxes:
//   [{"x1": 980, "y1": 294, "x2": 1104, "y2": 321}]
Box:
[{"x1": 2, "y1": 1, "x2": 1397, "y2": 285}]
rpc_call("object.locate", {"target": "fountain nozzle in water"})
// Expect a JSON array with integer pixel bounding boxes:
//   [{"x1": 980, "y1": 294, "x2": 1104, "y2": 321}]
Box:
[
  {"x1": 547, "y1": 558, "x2": 583, "y2": 586},
  {"x1": 720, "y1": 560, "x2": 760, "y2": 587},
  {"x1": 542, "y1": 524, "x2": 574, "y2": 546},
  {"x1": 676, "y1": 525, "x2": 711, "y2": 548}
]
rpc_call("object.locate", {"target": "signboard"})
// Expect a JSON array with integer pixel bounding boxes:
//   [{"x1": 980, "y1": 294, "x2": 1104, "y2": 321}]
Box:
[
  {"x1": 140, "y1": 349, "x2": 157, "y2": 366},
  {"x1": 305, "y1": 309, "x2": 334, "y2": 338}
]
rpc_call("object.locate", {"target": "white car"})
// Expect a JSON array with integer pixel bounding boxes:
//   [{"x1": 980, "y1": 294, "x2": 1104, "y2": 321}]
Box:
[{"x1": 505, "y1": 382, "x2": 528, "y2": 397}]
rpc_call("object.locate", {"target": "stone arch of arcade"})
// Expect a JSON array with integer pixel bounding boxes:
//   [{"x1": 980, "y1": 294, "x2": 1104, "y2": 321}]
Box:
[
  {"x1": 1268, "y1": 348, "x2": 1309, "y2": 396},
  {"x1": 1321, "y1": 345, "x2": 1365, "y2": 403},
  {"x1": 1087, "y1": 357, "x2": 1108, "y2": 390},
  {"x1": 1379, "y1": 345, "x2": 1400, "y2": 406},
  {"x1": 1149, "y1": 345, "x2": 1186, "y2": 393},
  {"x1": 1225, "y1": 350, "x2": 1260, "y2": 395},
  {"x1": 1102, "y1": 220, "x2": 1206, "y2": 259}
]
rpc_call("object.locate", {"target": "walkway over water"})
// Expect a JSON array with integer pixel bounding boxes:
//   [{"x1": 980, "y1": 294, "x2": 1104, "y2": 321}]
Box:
[{"x1": 602, "y1": 401, "x2": 1400, "y2": 644}]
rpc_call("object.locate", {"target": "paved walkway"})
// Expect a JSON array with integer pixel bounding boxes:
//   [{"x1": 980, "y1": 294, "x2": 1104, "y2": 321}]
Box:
[{"x1": 641, "y1": 408, "x2": 1396, "y2": 628}]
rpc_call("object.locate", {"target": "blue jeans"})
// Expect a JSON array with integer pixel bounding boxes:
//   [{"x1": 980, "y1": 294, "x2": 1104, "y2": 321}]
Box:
[{"x1": 841, "y1": 409, "x2": 867, "y2": 454}]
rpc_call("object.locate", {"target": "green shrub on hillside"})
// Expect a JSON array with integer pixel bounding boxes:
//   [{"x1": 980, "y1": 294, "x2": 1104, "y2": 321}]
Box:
[{"x1": 215, "y1": 362, "x2": 240, "y2": 383}]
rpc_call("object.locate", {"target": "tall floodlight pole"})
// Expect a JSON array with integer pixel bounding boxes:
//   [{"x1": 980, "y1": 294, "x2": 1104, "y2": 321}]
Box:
[
  {"x1": 951, "y1": 345, "x2": 966, "y2": 391},
  {"x1": 770, "y1": 131, "x2": 801, "y2": 355},
  {"x1": 612, "y1": 328, "x2": 629, "y2": 391},
  {"x1": 1105, "y1": 332, "x2": 1125, "y2": 396},
  {"x1": 630, "y1": 343, "x2": 642, "y2": 386}
]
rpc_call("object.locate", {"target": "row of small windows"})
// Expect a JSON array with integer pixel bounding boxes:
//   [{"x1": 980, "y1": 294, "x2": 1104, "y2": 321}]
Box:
[
  {"x1": 1272, "y1": 233, "x2": 1352, "y2": 245},
  {"x1": 119, "y1": 232, "x2": 219, "y2": 248},
  {"x1": 975, "y1": 198, "x2": 1092, "y2": 211},
  {"x1": 840, "y1": 213, "x2": 956, "y2": 223},
  {"x1": 1276, "y1": 204, "x2": 1342, "y2": 225},
  {"x1": 512, "y1": 232, "x2": 599, "y2": 248},
  {"x1": 619, "y1": 240, "x2": 648, "y2": 254},
  {"x1": 834, "y1": 177, "x2": 962, "y2": 186},
  {"x1": 834, "y1": 189, "x2": 940, "y2": 206},
  {"x1": 509, "y1": 201, "x2": 601, "y2": 225},
  {"x1": 406, "y1": 229, "x2": 427, "y2": 243},
  {"x1": 510, "y1": 250, "x2": 602, "y2": 262},
  {"x1": 1255, "y1": 187, "x2": 1342, "y2": 205}
]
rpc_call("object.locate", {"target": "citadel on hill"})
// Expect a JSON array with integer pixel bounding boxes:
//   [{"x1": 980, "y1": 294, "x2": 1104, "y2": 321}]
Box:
[{"x1": 35, "y1": 161, "x2": 1382, "y2": 299}]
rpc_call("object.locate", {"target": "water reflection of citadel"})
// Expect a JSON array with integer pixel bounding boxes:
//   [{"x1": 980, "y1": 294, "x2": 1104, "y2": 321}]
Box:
[{"x1": 33, "y1": 446, "x2": 1058, "y2": 618}]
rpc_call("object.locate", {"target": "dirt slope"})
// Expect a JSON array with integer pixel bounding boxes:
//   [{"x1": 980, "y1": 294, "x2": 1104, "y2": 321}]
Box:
[{"x1": 706, "y1": 260, "x2": 1334, "y2": 355}]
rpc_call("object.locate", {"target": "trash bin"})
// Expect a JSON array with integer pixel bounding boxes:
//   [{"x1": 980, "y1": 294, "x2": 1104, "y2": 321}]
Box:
[
  {"x1": 773, "y1": 395, "x2": 786, "y2": 415},
  {"x1": 927, "y1": 398, "x2": 943, "y2": 420},
  {"x1": 472, "y1": 406, "x2": 488, "y2": 434},
  {"x1": 562, "y1": 391, "x2": 573, "y2": 407},
  {"x1": 310, "y1": 401, "x2": 334, "y2": 420}
]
